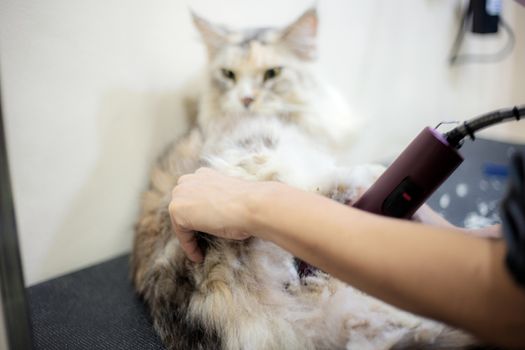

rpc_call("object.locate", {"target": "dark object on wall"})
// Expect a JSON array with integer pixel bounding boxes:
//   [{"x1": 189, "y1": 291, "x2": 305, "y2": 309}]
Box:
[
  {"x1": 471, "y1": 0, "x2": 500, "y2": 34},
  {"x1": 449, "y1": 0, "x2": 515, "y2": 65}
]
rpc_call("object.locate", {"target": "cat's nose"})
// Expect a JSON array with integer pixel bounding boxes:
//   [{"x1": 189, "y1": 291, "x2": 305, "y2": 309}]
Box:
[{"x1": 241, "y1": 96, "x2": 254, "y2": 108}]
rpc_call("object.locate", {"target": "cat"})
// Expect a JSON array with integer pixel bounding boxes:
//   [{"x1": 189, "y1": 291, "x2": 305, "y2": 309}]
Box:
[{"x1": 131, "y1": 8, "x2": 477, "y2": 350}]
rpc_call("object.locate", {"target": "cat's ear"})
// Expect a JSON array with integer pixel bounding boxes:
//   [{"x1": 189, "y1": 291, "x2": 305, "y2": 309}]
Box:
[
  {"x1": 192, "y1": 12, "x2": 229, "y2": 58},
  {"x1": 280, "y1": 8, "x2": 318, "y2": 60}
]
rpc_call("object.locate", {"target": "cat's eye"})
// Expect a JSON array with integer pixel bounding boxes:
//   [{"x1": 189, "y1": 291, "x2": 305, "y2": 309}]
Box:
[
  {"x1": 263, "y1": 67, "x2": 282, "y2": 82},
  {"x1": 221, "y1": 68, "x2": 236, "y2": 81}
]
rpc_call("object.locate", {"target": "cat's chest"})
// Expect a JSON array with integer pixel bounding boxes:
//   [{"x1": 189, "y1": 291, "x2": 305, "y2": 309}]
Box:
[{"x1": 201, "y1": 117, "x2": 316, "y2": 157}]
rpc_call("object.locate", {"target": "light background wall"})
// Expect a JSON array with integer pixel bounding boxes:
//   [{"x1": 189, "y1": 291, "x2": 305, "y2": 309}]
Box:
[{"x1": 0, "y1": 0, "x2": 524, "y2": 286}]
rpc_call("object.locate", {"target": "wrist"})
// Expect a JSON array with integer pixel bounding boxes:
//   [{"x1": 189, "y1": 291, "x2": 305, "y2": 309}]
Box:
[{"x1": 244, "y1": 181, "x2": 285, "y2": 239}]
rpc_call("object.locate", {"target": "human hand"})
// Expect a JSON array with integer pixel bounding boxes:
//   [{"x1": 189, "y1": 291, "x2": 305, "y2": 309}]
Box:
[
  {"x1": 413, "y1": 204, "x2": 456, "y2": 229},
  {"x1": 414, "y1": 204, "x2": 501, "y2": 238},
  {"x1": 169, "y1": 168, "x2": 260, "y2": 262}
]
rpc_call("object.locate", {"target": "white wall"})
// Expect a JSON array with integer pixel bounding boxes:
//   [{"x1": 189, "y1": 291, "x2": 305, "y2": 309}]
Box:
[{"x1": 1, "y1": 0, "x2": 524, "y2": 285}]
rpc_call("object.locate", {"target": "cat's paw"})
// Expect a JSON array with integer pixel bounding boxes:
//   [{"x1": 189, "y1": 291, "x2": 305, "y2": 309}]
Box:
[
  {"x1": 299, "y1": 270, "x2": 345, "y2": 299},
  {"x1": 301, "y1": 274, "x2": 330, "y2": 296},
  {"x1": 326, "y1": 184, "x2": 356, "y2": 205},
  {"x1": 324, "y1": 164, "x2": 385, "y2": 205}
]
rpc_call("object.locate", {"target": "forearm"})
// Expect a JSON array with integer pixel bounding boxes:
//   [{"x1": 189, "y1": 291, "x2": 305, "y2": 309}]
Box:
[{"x1": 248, "y1": 183, "x2": 525, "y2": 348}]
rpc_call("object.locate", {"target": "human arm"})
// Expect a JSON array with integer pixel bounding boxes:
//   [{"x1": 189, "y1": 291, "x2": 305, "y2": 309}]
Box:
[{"x1": 170, "y1": 168, "x2": 525, "y2": 348}]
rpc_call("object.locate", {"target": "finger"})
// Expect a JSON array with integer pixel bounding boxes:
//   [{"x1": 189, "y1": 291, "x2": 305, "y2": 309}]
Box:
[
  {"x1": 173, "y1": 223, "x2": 204, "y2": 263},
  {"x1": 168, "y1": 202, "x2": 204, "y2": 263},
  {"x1": 237, "y1": 232, "x2": 252, "y2": 240},
  {"x1": 195, "y1": 167, "x2": 213, "y2": 175},
  {"x1": 177, "y1": 173, "x2": 193, "y2": 185},
  {"x1": 178, "y1": 229, "x2": 204, "y2": 263}
]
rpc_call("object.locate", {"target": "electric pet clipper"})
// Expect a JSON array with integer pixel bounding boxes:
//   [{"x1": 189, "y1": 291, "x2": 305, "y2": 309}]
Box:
[{"x1": 353, "y1": 106, "x2": 525, "y2": 219}]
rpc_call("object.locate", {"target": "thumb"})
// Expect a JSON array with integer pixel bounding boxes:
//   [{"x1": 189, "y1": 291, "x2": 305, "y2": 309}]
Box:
[
  {"x1": 169, "y1": 213, "x2": 204, "y2": 263},
  {"x1": 178, "y1": 228, "x2": 204, "y2": 263}
]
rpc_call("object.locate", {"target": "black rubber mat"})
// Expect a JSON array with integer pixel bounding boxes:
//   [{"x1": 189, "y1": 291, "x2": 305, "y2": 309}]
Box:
[{"x1": 28, "y1": 255, "x2": 164, "y2": 349}]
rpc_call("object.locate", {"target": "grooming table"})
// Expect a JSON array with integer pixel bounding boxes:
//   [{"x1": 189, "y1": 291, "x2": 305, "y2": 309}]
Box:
[{"x1": 28, "y1": 138, "x2": 524, "y2": 349}]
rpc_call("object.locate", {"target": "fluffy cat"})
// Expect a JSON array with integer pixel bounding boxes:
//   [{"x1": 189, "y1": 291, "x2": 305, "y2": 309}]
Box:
[{"x1": 131, "y1": 9, "x2": 476, "y2": 350}]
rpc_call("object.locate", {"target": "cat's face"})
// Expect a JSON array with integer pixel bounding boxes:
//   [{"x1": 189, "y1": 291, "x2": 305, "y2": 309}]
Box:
[{"x1": 193, "y1": 9, "x2": 317, "y2": 118}]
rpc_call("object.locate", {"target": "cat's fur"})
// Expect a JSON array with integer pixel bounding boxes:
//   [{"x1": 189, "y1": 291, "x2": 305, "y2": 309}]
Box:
[{"x1": 132, "y1": 9, "x2": 477, "y2": 350}]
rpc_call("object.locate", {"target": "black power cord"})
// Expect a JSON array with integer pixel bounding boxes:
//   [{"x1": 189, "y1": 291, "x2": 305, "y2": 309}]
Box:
[{"x1": 444, "y1": 105, "x2": 525, "y2": 148}]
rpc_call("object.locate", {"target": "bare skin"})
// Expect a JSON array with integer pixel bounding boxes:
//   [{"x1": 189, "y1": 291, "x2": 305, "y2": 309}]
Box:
[{"x1": 169, "y1": 167, "x2": 525, "y2": 349}]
